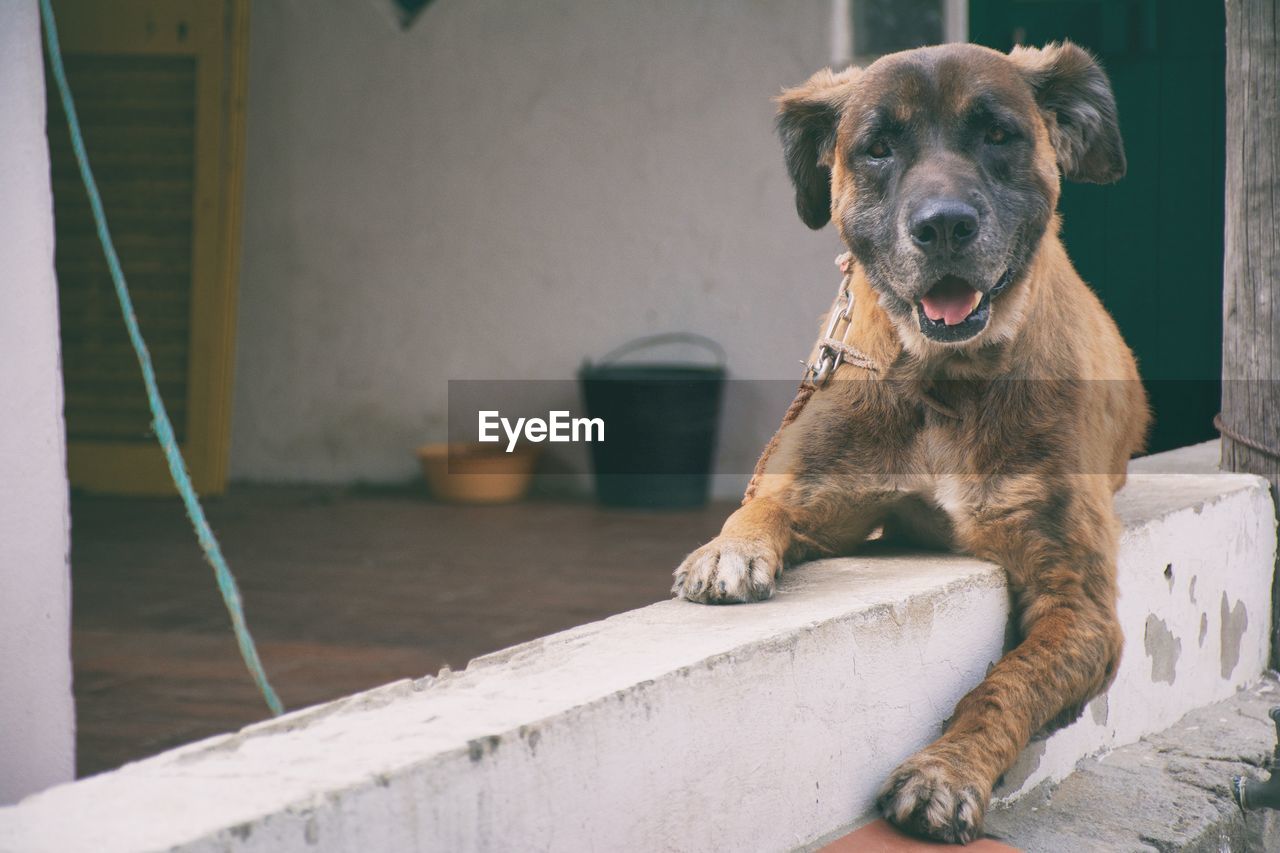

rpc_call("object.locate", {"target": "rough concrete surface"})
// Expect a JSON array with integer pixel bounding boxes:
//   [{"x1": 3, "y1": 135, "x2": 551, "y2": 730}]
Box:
[{"x1": 987, "y1": 674, "x2": 1280, "y2": 852}]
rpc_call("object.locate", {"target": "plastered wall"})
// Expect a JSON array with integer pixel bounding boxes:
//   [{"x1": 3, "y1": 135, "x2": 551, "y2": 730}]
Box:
[
  {"x1": 0, "y1": 0, "x2": 75, "y2": 805},
  {"x1": 230, "y1": 0, "x2": 844, "y2": 489}
]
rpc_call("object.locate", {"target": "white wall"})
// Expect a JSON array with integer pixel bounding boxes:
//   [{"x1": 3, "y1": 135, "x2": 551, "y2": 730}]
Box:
[
  {"x1": 231, "y1": 0, "x2": 844, "y2": 487},
  {"x1": 0, "y1": 0, "x2": 75, "y2": 805}
]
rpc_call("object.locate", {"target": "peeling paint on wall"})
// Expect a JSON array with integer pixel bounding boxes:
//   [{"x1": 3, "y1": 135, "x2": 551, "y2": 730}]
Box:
[
  {"x1": 1220, "y1": 594, "x2": 1248, "y2": 679},
  {"x1": 1089, "y1": 693, "x2": 1109, "y2": 727},
  {"x1": 1144, "y1": 614, "x2": 1181, "y2": 684},
  {"x1": 994, "y1": 738, "x2": 1047, "y2": 798}
]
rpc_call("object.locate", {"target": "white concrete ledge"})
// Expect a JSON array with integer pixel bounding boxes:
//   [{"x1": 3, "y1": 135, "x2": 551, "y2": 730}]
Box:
[{"x1": 1, "y1": 443, "x2": 1275, "y2": 852}]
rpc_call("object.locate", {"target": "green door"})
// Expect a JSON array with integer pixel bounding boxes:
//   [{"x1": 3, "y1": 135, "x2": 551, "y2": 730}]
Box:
[{"x1": 970, "y1": 1, "x2": 1225, "y2": 453}]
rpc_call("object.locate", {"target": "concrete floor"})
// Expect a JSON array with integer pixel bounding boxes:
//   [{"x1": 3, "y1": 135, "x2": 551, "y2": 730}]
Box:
[{"x1": 71, "y1": 486, "x2": 729, "y2": 777}]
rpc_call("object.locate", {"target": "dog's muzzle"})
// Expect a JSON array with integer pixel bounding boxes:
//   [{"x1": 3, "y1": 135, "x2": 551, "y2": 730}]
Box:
[{"x1": 914, "y1": 269, "x2": 1012, "y2": 343}]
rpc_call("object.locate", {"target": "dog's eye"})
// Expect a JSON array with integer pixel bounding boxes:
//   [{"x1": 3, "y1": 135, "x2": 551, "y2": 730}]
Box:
[
  {"x1": 867, "y1": 140, "x2": 891, "y2": 159},
  {"x1": 986, "y1": 126, "x2": 1011, "y2": 145}
]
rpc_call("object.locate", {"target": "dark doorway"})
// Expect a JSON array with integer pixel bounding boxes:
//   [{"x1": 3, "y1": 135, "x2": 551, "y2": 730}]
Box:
[{"x1": 970, "y1": 1, "x2": 1226, "y2": 453}]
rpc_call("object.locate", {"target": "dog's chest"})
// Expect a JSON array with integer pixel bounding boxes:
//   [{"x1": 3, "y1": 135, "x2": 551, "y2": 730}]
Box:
[{"x1": 903, "y1": 419, "x2": 1007, "y2": 512}]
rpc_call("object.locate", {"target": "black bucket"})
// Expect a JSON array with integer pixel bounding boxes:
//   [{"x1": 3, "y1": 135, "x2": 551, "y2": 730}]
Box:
[{"x1": 579, "y1": 333, "x2": 726, "y2": 508}]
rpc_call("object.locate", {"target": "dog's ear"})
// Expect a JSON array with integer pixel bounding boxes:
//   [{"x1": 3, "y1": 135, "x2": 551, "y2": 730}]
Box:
[
  {"x1": 776, "y1": 67, "x2": 859, "y2": 229},
  {"x1": 1009, "y1": 41, "x2": 1126, "y2": 184}
]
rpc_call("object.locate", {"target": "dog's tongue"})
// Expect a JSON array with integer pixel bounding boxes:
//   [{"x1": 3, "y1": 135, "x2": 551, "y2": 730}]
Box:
[{"x1": 920, "y1": 276, "x2": 981, "y2": 326}]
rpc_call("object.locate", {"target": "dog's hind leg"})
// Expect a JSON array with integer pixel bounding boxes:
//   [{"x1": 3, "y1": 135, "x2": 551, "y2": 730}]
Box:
[{"x1": 876, "y1": 477, "x2": 1123, "y2": 843}]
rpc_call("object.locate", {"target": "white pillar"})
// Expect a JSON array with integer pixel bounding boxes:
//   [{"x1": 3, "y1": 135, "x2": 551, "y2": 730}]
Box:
[{"x1": 0, "y1": 0, "x2": 75, "y2": 804}]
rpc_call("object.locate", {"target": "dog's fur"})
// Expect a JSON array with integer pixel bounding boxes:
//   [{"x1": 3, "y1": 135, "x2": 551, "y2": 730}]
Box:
[{"x1": 671, "y1": 42, "x2": 1149, "y2": 843}]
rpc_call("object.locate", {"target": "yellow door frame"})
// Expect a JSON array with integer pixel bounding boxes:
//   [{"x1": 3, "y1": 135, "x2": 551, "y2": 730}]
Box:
[{"x1": 55, "y1": 0, "x2": 249, "y2": 495}]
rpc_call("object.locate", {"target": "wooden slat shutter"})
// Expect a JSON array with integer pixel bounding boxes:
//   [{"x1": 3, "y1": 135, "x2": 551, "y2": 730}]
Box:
[{"x1": 47, "y1": 0, "x2": 249, "y2": 494}]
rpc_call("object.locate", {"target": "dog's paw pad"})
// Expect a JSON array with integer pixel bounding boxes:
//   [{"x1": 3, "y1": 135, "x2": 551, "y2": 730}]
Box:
[{"x1": 672, "y1": 539, "x2": 778, "y2": 604}]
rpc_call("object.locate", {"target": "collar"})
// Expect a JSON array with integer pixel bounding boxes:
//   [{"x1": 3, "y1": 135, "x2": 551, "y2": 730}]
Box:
[
  {"x1": 803, "y1": 253, "x2": 879, "y2": 385},
  {"x1": 803, "y1": 252, "x2": 960, "y2": 421}
]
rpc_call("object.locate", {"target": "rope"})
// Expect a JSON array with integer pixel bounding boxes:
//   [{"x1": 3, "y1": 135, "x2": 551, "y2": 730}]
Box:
[
  {"x1": 1215, "y1": 413, "x2": 1280, "y2": 461},
  {"x1": 816, "y1": 337, "x2": 880, "y2": 372},
  {"x1": 743, "y1": 255, "x2": 969, "y2": 502},
  {"x1": 40, "y1": 0, "x2": 284, "y2": 717},
  {"x1": 743, "y1": 382, "x2": 814, "y2": 503}
]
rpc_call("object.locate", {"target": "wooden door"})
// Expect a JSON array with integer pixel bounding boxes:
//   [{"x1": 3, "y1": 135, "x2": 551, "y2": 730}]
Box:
[
  {"x1": 969, "y1": 1, "x2": 1226, "y2": 453},
  {"x1": 47, "y1": 0, "x2": 249, "y2": 494}
]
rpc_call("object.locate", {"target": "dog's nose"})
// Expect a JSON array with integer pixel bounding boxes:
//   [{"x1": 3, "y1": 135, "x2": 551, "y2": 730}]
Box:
[{"x1": 909, "y1": 199, "x2": 980, "y2": 255}]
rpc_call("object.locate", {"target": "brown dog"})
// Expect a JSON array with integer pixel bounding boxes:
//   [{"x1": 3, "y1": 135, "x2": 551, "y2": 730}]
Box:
[{"x1": 672, "y1": 42, "x2": 1149, "y2": 843}]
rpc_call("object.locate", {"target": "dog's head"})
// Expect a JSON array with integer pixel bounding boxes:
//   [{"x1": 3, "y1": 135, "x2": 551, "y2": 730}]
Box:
[{"x1": 778, "y1": 42, "x2": 1124, "y2": 350}]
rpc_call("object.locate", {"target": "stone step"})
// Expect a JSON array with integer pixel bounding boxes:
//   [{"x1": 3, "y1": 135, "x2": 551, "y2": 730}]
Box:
[{"x1": 985, "y1": 674, "x2": 1280, "y2": 852}]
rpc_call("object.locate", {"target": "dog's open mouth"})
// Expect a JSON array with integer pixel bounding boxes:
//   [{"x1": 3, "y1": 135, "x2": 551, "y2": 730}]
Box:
[{"x1": 916, "y1": 272, "x2": 1007, "y2": 343}]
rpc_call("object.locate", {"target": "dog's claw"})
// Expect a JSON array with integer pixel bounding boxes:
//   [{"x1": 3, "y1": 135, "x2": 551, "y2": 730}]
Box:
[
  {"x1": 672, "y1": 538, "x2": 779, "y2": 604},
  {"x1": 876, "y1": 747, "x2": 988, "y2": 845}
]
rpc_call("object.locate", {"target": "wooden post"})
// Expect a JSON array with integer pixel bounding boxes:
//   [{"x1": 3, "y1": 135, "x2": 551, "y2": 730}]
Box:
[{"x1": 1222, "y1": 0, "x2": 1280, "y2": 665}]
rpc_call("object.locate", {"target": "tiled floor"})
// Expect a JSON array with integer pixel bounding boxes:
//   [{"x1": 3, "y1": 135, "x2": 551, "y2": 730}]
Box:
[
  {"x1": 822, "y1": 820, "x2": 1019, "y2": 851},
  {"x1": 71, "y1": 486, "x2": 728, "y2": 777}
]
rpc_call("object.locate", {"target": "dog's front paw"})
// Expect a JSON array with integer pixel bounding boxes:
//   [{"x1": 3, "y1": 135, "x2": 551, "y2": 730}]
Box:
[
  {"x1": 876, "y1": 745, "x2": 989, "y2": 844},
  {"x1": 672, "y1": 538, "x2": 779, "y2": 604}
]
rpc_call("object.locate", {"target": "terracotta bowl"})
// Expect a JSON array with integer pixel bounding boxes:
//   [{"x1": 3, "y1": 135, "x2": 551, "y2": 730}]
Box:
[{"x1": 416, "y1": 442, "x2": 540, "y2": 504}]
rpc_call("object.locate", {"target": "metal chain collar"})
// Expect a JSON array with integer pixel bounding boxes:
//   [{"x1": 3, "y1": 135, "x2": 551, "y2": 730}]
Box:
[{"x1": 805, "y1": 253, "x2": 880, "y2": 386}]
